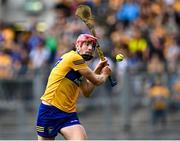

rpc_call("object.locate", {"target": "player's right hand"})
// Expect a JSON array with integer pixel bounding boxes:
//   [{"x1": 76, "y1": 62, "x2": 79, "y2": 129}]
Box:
[
  {"x1": 101, "y1": 66, "x2": 112, "y2": 76},
  {"x1": 94, "y1": 57, "x2": 109, "y2": 74},
  {"x1": 98, "y1": 57, "x2": 108, "y2": 68}
]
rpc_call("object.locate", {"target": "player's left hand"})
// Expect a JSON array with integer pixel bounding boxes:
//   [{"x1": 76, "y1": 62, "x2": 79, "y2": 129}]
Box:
[{"x1": 99, "y1": 57, "x2": 109, "y2": 67}]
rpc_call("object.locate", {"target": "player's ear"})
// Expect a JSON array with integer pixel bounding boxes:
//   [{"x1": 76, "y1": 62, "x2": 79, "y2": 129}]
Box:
[
  {"x1": 72, "y1": 43, "x2": 76, "y2": 51},
  {"x1": 76, "y1": 45, "x2": 80, "y2": 52}
]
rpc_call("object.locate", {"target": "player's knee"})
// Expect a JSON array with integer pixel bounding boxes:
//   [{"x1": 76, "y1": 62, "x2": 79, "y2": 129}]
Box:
[
  {"x1": 78, "y1": 125, "x2": 88, "y2": 140},
  {"x1": 72, "y1": 132, "x2": 87, "y2": 140},
  {"x1": 60, "y1": 125, "x2": 87, "y2": 140}
]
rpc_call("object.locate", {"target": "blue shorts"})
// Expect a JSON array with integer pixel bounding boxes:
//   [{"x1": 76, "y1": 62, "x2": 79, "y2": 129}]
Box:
[{"x1": 36, "y1": 103, "x2": 80, "y2": 138}]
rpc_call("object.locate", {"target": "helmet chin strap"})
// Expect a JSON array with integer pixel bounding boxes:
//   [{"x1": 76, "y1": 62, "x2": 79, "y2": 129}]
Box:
[
  {"x1": 81, "y1": 54, "x2": 93, "y2": 61},
  {"x1": 76, "y1": 46, "x2": 93, "y2": 61}
]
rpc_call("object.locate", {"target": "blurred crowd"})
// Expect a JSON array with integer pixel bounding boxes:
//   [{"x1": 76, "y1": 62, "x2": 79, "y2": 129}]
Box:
[{"x1": 0, "y1": 0, "x2": 180, "y2": 123}]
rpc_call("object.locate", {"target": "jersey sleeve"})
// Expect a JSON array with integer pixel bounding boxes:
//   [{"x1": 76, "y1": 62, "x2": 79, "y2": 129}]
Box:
[{"x1": 69, "y1": 53, "x2": 88, "y2": 71}]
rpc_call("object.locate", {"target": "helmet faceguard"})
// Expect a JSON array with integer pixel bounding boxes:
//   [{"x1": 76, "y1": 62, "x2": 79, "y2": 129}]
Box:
[{"x1": 75, "y1": 34, "x2": 97, "y2": 61}]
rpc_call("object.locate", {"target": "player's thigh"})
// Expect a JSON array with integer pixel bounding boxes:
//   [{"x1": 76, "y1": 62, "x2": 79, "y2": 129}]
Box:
[
  {"x1": 37, "y1": 135, "x2": 55, "y2": 140},
  {"x1": 60, "y1": 124, "x2": 87, "y2": 140}
]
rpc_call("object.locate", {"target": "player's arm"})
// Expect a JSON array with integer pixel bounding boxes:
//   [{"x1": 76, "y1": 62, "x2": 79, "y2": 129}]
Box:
[
  {"x1": 79, "y1": 78, "x2": 95, "y2": 97},
  {"x1": 79, "y1": 66, "x2": 111, "y2": 86},
  {"x1": 93, "y1": 58, "x2": 108, "y2": 74},
  {"x1": 79, "y1": 65, "x2": 111, "y2": 97}
]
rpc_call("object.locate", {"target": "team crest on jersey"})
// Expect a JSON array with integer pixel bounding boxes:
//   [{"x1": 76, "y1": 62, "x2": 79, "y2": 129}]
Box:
[{"x1": 73, "y1": 59, "x2": 85, "y2": 65}]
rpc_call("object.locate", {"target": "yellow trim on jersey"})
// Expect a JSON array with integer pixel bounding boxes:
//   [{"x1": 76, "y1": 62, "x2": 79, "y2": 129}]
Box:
[{"x1": 36, "y1": 126, "x2": 44, "y2": 132}]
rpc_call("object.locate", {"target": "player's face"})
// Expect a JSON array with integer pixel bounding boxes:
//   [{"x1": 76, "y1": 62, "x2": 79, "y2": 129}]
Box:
[{"x1": 78, "y1": 41, "x2": 96, "y2": 56}]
